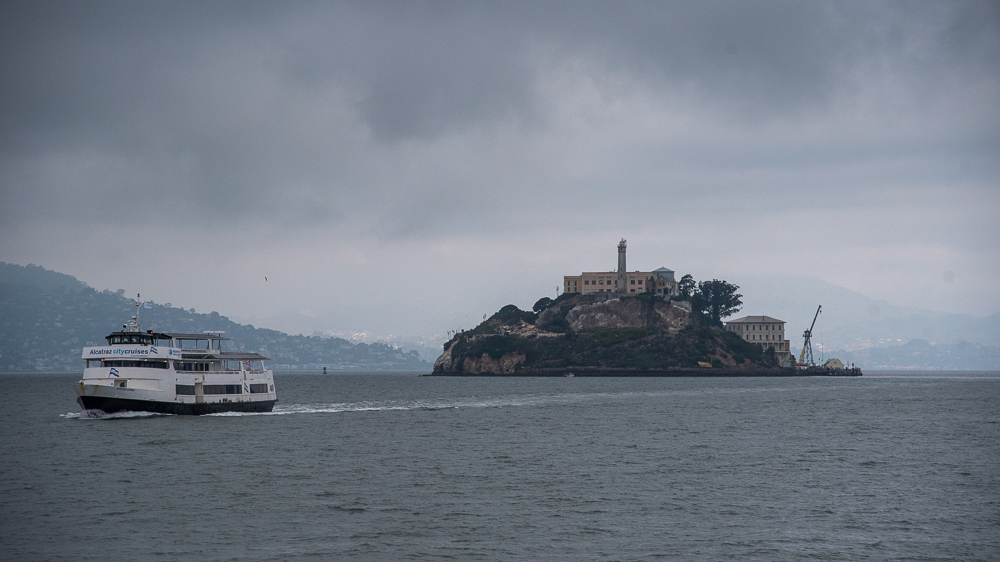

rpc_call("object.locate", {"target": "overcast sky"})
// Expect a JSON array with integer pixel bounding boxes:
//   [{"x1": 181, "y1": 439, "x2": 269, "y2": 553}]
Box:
[{"x1": 2, "y1": 1, "x2": 998, "y2": 338}]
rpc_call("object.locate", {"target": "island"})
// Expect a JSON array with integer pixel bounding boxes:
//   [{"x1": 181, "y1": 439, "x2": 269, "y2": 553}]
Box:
[
  {"x1": 432, "y1": 240, "x2": 861, "y2": 377},
  {"x1": 432, "y1": 293, "x2": 859, "y2": 376}
]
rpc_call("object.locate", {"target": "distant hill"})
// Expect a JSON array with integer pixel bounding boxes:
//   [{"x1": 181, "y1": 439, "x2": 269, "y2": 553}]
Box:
[
  {"x1": 827, "y1": 340, "x2": 1000, "y2": 371},
  {"x1": 738, "y1": 275, "x2": 1000, "y2": 350},
  {"x1": 0, "y1": 263, "x2": 429, "y2": 372}
]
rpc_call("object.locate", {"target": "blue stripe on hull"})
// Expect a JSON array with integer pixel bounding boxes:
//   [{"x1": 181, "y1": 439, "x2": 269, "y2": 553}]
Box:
[{"x1": 77, "y1": 396, "x2": 276, "y2": 415}]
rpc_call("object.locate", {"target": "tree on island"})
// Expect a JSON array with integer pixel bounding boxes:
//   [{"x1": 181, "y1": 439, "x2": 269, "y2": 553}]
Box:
[
  {"x1": 532, "y1": 297, "x2": 553, "y2": 313},
  {"x1": 678, "y1": 274, "x2": 696, "y2": 299},
  {"x1": 697, "y1": 279, "x2": 743, "y2": 324}
]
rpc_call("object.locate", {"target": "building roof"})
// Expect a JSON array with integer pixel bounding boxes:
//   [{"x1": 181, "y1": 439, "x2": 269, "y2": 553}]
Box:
[
  {"x1": 725, "y1": 315, "x2": 785, "y2": 324},
  {"x1": 653, "y1": 267, "x2": 674, "y2": 273}
]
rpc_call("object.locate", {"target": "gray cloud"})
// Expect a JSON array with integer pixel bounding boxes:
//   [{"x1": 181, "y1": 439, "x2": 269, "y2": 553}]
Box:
[{"x1": 1, "y1": 1, "x2": 997, "y2": 322}]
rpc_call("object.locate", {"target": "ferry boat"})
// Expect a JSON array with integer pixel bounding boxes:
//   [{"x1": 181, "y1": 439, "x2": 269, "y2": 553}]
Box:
[{"x1": 76, "y1": 299, "x2": 277, "y2": 415}]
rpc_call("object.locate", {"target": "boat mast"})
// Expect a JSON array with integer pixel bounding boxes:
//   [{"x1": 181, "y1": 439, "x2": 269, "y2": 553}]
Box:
[
  {"x1": 798, "y1": 305, "x2": 822, "y2": 366},
  {"x1": 127, "y1": 293, "x2": 142, "y2": 332}
]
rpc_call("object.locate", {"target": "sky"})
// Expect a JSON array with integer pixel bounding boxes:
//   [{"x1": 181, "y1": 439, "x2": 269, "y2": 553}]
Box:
[{"x1": 2, "y1": 1, "x2": 998, "y2": 341}]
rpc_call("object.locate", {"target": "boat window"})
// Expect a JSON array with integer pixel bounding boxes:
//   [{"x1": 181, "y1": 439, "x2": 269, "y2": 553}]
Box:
[
  {"x1": 203, "y1": 384, "x2": 242, "y2": 395},
  {"x1": 175, "y1": 362, "x2": 211, "y2": 372},
  {"x1": 249, "y1": 383, "x2": 269, "y2": 394},
  {"x1": 175, "y1": 385, "x2": 196, "y2": 395},
  {"x1": 101, "y1": 360, "x2": 169, "y2": 369}
]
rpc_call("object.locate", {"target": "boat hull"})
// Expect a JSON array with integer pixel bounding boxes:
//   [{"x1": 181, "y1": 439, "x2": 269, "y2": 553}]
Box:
[{"x1": 77, "y1": 395, "x2": 276, "y2": 415}]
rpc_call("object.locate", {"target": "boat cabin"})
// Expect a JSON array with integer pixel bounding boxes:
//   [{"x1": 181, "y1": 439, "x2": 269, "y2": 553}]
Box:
[
  {"x1": 104, "y1": 330, "x2": 228, "y2": 350},
  {"x1": 88, "y1": 330, "x2": 267, "y2": 373}
]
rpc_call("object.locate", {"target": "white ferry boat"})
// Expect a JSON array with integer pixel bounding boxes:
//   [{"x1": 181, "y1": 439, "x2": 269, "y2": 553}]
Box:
[{"x1": 76, "y1": 300, "x2": 277, "y2": 415}]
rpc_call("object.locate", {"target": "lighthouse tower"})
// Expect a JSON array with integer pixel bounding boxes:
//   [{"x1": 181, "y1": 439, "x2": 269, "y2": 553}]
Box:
[{"x1": 616, "y1": 239, "x2": 627, "y2": 295}]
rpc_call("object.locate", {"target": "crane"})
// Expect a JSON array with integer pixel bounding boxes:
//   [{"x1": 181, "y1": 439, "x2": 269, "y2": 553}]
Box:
[{"x1": 798, "y1": 305, "x2": 822, "y2": 366}]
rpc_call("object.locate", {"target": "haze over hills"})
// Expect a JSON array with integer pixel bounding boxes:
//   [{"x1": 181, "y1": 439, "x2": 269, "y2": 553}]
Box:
[
  {"x1": 0, "y1": 263, "x2": 429, "y2": 372},
  {"x1": 232, "y1": 305, "x2": 451, "y2": 363},
  {"x1": 737, "y1": 275, "x2": 1000, "y2": 353},
  {"x1": 1, "y1": 262, "x2": 997, "y2": 371},
  {"x1": 236, "y1": 272, "x2": 1000, "y2": 369}
]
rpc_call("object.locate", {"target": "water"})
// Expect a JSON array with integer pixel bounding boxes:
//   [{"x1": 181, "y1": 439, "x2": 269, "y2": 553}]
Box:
[{"x1": 2, "y1": 372, "x2": 998, "y2": 561}]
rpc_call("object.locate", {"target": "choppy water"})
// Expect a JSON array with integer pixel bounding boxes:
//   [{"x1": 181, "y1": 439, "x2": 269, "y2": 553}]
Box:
[{"x1": 2, "y1": 372, "x2": 998, "y2": 561}]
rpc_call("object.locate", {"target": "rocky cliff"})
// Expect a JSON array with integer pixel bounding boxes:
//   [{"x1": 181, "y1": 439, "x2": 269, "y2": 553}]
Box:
[{"x1": 433, "y1": 293, "x2": 774, "y2": 375}]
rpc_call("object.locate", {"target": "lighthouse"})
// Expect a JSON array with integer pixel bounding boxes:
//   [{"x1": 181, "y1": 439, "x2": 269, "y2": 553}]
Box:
[{"x1": 617, "y1": 239, "x2": 627, "y2": 295}]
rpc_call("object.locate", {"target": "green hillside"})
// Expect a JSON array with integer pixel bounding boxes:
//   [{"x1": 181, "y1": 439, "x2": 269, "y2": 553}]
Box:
[{"x1": 0, "y1": 263, "x2": 428, "y2": 372}]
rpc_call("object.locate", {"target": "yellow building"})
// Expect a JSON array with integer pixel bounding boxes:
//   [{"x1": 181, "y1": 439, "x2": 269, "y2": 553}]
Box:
[
  {"x1": 563, "y1": 268, "x2": 678, "y2": 296},
  {"x1": 563, "y1": 240, "x2": 679, "y2": 297},
  {"x1": 724, "y1": 315, "x2": 793, "y2": 363}
]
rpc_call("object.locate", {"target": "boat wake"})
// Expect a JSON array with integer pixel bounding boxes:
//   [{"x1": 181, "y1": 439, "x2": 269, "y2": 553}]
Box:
[
  {"x1": 62, "y1": 409, "x2": 174, "y2": 420},
  {"x1": 63, "y1": 385, "x2": 832, "y2": 419},
  {"x1": 208, "y1": 394, "x2": 583, "y2": 416},
  {"x1": 60, "y1": 394, "x2": 582, "y2": 419}
]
